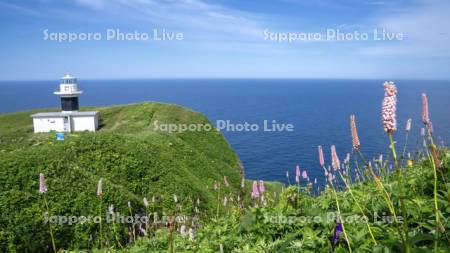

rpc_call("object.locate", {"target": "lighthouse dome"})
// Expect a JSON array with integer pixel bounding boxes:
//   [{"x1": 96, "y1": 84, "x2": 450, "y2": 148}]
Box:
[{"x1": 54, "y1": 74, "x2": 83, "y2": 96}]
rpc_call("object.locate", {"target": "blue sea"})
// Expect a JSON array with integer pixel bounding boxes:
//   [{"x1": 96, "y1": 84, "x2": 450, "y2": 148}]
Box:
[{"x1": 1, "y1": 79, "x2": 449, "y2": 186}]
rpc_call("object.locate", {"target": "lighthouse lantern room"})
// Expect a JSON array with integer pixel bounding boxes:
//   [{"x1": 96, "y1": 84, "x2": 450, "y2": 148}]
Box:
[{"x1": 31, "y1": 74, "x2": 99, "y2": 133}]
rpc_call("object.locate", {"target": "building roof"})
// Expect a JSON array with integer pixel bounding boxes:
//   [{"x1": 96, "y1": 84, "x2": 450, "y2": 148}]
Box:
[
  {"x1": 31, "y1": 111, "x2": 98, "y2": 118},
  {"x1": 62, "y1": 74, "x2": 75, "y2": 79}
]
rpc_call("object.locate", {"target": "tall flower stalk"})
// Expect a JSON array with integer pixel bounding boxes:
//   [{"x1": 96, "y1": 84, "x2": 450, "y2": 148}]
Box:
[
  {"x1": 346, "y1": 115, "x2": 377, "y2": 245},
  {"x1": 318, "y1": 146, "x2": 352, "y2": 252},
  {"x1": 401, "y1": 118, "x2": 412, "y2": 164},
  {"x1": 97, "y1": 178, "x2": 103, "y2": 248},
  {"x1": 382, "y1": 81, "x2": 410, "y2": 253},
  {"x1": 39, "y1": 173, "x2": 57, "y2": 253},
  {"x1": 422, "y1": 93, "x2": 441, "y2": 251},
  {"x1": 214, "y1": 181, "x2": 221, "y2": 218}
]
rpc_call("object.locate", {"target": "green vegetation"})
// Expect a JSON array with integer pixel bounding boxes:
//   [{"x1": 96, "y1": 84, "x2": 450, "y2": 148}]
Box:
[
  {"x1": 0, "y1": 102, "x2": 246, "y2": 252},
  {"x1": 62, "y1": 149, "x2": 448, "y2": 253},
  {"x1": 1, "y1": 90, "x2": 449, "y2": 252}
]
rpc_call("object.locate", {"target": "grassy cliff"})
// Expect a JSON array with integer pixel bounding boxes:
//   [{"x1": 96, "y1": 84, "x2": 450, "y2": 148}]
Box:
[{"x1": 0, "y1": 102, "x2": 245, "y2": 252}]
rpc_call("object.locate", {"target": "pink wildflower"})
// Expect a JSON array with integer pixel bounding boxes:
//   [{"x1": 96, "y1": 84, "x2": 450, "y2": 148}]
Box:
[
  {"x1": 97, "y1": 178, "x2": 103, "y2": 196},
  {"x1": 295, "y1": 165, "x2": 300, "y2": 183},
  {"x1": 382, "y1": 81, "x2": 397, "y2": 133},
  {"x1": 331, "y1": 145, "x2": 341, "y2": 170},
  {"x1": 302, "y1": 170, "x2": 308, "y2": 179},
  {"x1": 350, "y1": 114, "x2": 360, "y2": 150},
  {"x1": 259, "y1": 180, "x2": 265, "y2": 194},
  {"x1": 327, "y1": 173, "x2": 334, "y2": 183},
  {"x1": 405, "y1": 118, "x2": 412, "y2": 132},
  {"x1": 39, "y1": 173, "x2": 47, "y2": 194},
  {"x1": 318, "y1": 145, "x2": 325, "y2": 167},
  {"x1": 143, "y1": 197, "x2": 149, "y2": 208},
  {"x1": 422, "y1": 93, "x2": 430, "y2": 124},
  {"x1": 251, "y1": 181, "x2": 260, "y2": 199},
  {"x1": 344, "y1": 153, "x2": 350, "y2": 164}
]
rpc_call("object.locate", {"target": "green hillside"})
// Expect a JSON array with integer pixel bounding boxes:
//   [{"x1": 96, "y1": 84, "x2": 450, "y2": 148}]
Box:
[{"x1": 0, "y1": 102, "x2": 245, "y2": 252}]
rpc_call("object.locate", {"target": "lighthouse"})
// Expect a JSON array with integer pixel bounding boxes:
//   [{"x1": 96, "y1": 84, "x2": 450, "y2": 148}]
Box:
[
  {"x1": 54, "y1": 74, "x2": 83, "y2": 112},
  {"x1": 31, "y1": 74, "x2": 99, "y2": 133}
]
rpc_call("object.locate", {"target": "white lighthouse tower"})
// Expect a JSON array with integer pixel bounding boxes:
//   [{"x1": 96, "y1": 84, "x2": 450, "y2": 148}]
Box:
[
  {"x1": 54, "y1": 74, "x2": 83, "y2": 112},
  {"x1": 31, "y1": 74, "x2": 99, "y2": 133}
]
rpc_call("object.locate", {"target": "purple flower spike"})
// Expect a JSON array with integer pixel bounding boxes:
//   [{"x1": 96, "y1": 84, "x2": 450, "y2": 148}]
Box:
[
  {"x1": 251, "y1": 181, "x2": 260, "y2": 199},
  {"x1": 259, "y1": 180, "x2": 265, "y2": 194},
  {"x1": 333, "y1": 222, "x2": 343, "y2": 245},
  {"x1": 302, "y1": 170, "x2": 308, "y2": 179}
]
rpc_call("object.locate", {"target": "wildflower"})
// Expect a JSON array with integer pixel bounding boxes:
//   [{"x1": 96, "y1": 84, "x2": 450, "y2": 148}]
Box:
[
  {"x1": 39, "y1": 173, "x2": 48, "y2": 194},
  {"x1": 295, "y1": 165, "x2": 301, "y2": 183},
  {"x1": 259, "y1": 180, "x2": 265, "y2": 194},
  {"x1": 302, "y1": 170, "x2": 308, "y2": 180},
  {"x1": 213, "y1": 181, "x2": 219, "y2": 191},
  {"x1": 333, "y1": 222, "x2": 343, "y2": 245},
  {"x1": 406, "y1": 118, "x2": 412, "y2": 132},
  {"x1": 327, "y1": 172, "x2": 334, "y2": 183},
  {"x1": 108, "y1": 204, "x2": 114, "y2": 215},
  {"x1": 422, "y1": 93, "x2": 430, "y2": 124},
  {"x1": 262, "y1": 196, "x2": 267, "y2": 206},
  {"x1": 350, "y1": 114, "x2": 361, "y2": 150},
  {"x1": 173, "y1": 194, "x2": 178, "y2": 203},
  {"x1": 318, "y1": 145, "x2": 325, "y2": 167},
  {"x1": 152, "y1": 195, "x2": 156, "y2": 203},
  {"x1": 344, "y1": 153, "x2": 350, "y2": 164},
  {"x1": 188, "y1": 227, "x2": 195, "y2": 241},
  {"x1": 223, "y1": 196, "x2": 228, "y2": 206},
  {"x1": 407, "y1": 160, "x2": 413, "y2": 167},
  {"x1": 429, "y1": 121, "x2": 433, "y2": 135},
  {"x1": 379, "y1": 154, "x2": 383, "y2": 164},
  {"x1": 382, "y1": 81, "x2": 397, "y2": 133},
  {"x1": 331, "y1": 145, "x2": 341, "y2": 170},
  {"x1": 128, "y1": 201, "x2": 131, "y2": 208},
  {"x1": 241, "y1": 177, "x2": 245, "y2": 188},
  {"x1": 143, "y1": 197, "x2": 149, "y2": 208},
  {"x1": 196, "y1": 198, "x2": 200, "y2": 206},
  {"x1": 97, "y1": 178, "x2": 103, "y2": 196},
  {"x1": 421, "y1": 127, "x2": 425, "y2": 136},
  {"x1": 223, "y1": 176, "x2": 229, "y2": 187},
  {"x1": 251, "y1": 181, "x2": 260, "y2": 199},
  {"x1": 180, "y1": 224, "x2": 187, "y2": 238}
]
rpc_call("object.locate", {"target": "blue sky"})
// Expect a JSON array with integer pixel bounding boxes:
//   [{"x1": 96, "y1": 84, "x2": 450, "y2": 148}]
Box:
[{"x1": 0, "y1": 0, "x2": 449, "y2": 80}]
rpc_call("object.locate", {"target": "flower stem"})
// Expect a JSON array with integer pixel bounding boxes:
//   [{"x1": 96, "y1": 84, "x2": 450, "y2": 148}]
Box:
[
  {"x1": 329, "y1": 180, "x2": 352, "y2": 253},
  {"x1": 98, "y1": 196, "x2": 103, "y2": 249},
  {"x1": 426, "y1": 126, "x2": 441, "y2": 252},
  {"x1": 337, "y1": 170, "x2": 377, "y2": 245},
  {"x1": 321, "y1": 166, "x2": 352, "y2": 252},
  {"x1": 44, "y1": 195, "x2": 57, "y2": 253},
  {"x1": 357, "y1": 149, "x2": 406, "y2": 247},
  {"x1": 388, "y1": 133, "x2": 411, "y2": 253}
]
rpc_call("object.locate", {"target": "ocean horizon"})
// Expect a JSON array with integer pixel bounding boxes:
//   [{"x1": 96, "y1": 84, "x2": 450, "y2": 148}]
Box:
[{"x1": 1, "y1": 79, "x2": 449, "y2": 186}]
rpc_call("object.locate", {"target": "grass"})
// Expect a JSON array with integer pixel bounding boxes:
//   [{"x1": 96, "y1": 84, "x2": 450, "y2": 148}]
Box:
[
  {"x1": 1, "y1": 88, "x2": 449, "y2": 252},
  {"x1": 0, "y1": 102, "x2": 246, "y2": 252}
]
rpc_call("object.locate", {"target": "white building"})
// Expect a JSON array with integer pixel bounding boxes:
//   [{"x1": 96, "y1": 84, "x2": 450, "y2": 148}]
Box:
[{"x1": 31, "y1": 74, "x2": 99, "y2": 133}]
